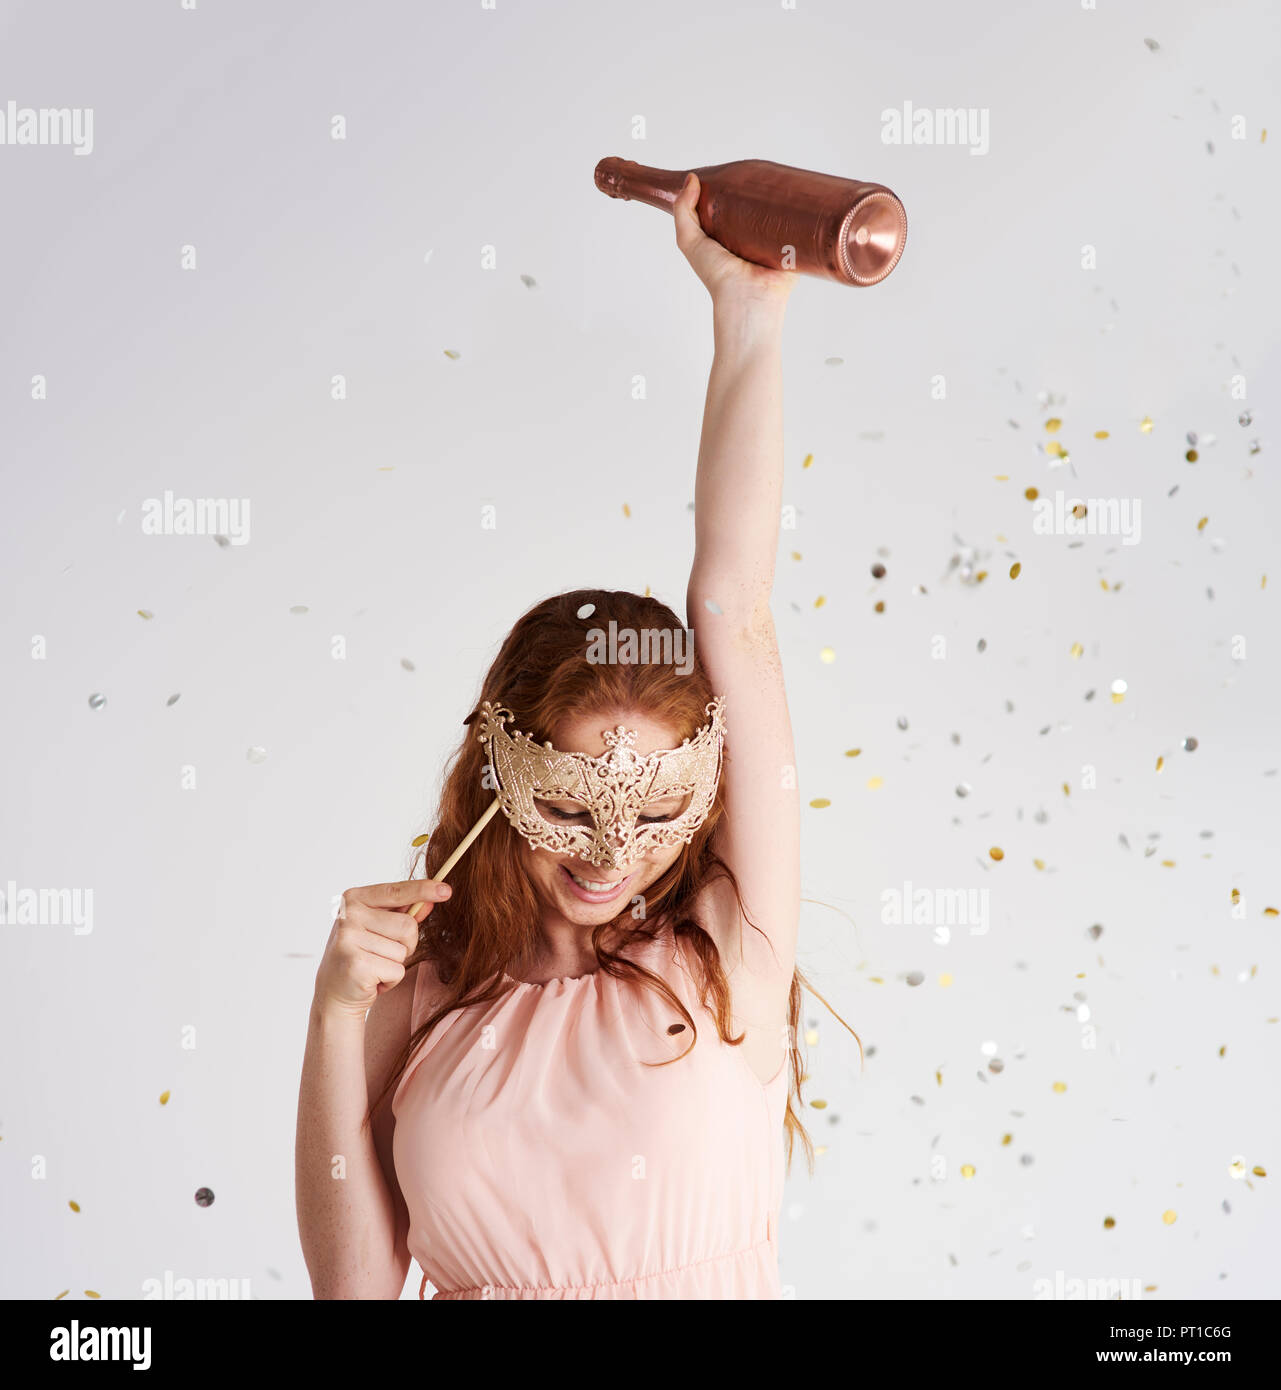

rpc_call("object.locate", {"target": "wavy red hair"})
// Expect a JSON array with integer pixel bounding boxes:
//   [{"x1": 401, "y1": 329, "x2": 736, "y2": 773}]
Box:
[{"x1": 367, "y1": 588, "x2": 861, "y2": 1174}]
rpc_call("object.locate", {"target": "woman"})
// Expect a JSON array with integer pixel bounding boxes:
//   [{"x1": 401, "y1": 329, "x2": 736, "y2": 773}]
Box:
[{"x1": 295, "y1": 173, "x2": 857, "y2": 1299}]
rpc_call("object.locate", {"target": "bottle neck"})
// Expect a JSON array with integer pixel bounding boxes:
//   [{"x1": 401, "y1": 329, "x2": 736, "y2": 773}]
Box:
[{"x1": 594, "y1": 157, "x2": 689, "y2": 211}]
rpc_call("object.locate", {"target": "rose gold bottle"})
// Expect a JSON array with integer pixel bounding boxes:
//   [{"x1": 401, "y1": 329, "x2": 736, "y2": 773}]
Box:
[{"x1": 594, "y1": 156, "x2": 907, "y2": 286}]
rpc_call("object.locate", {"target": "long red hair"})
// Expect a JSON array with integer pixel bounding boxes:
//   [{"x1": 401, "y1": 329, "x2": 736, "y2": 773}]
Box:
[{"x1": 367, "y1": 588, "x2": 861, "y2": 1174}]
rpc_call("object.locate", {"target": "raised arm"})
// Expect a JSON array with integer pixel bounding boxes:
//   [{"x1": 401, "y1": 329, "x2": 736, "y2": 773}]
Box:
[{"x1": 675, "y1": 173, "x2": 800, "y2": 1001}]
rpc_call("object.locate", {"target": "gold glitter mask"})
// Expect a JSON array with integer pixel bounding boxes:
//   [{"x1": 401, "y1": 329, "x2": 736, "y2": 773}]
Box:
[{"x1": 475, "y1": 698, "x2": 727, "y2": 869}]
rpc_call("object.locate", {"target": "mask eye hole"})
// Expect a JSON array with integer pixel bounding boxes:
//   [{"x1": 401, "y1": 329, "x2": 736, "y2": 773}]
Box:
[
  {"x1": 638, "y1": 793, "x2": 691, "y2": 824},
  {"x1": 534, "y1": 797, "x2": 590, "y2": 824}
]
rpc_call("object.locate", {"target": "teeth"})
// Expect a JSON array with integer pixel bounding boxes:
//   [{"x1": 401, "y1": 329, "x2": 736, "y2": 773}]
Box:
[{"x1": 569, "y1": 871, "x2": 622, "y2": 893}]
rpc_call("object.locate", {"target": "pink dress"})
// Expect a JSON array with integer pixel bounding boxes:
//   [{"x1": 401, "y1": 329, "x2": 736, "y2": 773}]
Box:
[{"x1": 391, "y1": 924, "x2": 789, "y2": 1299}]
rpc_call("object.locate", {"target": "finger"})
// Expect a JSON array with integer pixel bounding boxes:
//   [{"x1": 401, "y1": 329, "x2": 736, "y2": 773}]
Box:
[
  {"x1": 672, "y1": 173, "x2": 706, "y2": 256},
  {"x1": 343, "y1": 879, "x2": 451, "y2": 914},
  {"x1": 351, "y1": 923, "x2": 414, "y2": 965}
]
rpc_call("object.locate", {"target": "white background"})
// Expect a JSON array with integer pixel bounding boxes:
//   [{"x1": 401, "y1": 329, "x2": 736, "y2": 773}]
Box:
[{"x1": 1, "y1": 0, "x2": 1278, "y2": 1300}]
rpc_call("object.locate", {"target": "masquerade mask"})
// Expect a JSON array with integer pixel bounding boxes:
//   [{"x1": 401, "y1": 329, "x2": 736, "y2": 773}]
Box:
[{"x1": 474, "y1": 698, "x2": 727, "y2": 869}]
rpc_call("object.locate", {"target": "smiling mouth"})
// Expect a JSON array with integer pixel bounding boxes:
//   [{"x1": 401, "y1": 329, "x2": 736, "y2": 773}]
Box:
[{"x1": 560, "y1": 864, "x2": 631, "y2": 900}]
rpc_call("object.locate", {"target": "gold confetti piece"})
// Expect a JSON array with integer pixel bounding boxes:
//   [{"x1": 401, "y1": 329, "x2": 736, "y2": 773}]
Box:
[
  {"x1": 939, "y1": 972, "x2": 953, "y2": 988},
  {"x1": 989, "y1": 846, "x2": 1004, "y2": 861},
  {"x1": 1009, "y1": 562, "x2": 1021, "y2": 579},
  {"x1": 819, "y1": 646, "x2": 835, "y2": 663},
  {"x1": 845, "y1": 748, "x2": 861, "y2": 757},
  {"x1": 1161, "y1": 860, "x2": 1175, "y2": 868},
  {"x1": 1000, "y1": 1133, "x2": 1013, "y2": 1146},
  {"x1": 1219, "y1": 1045, "x2": 1227, "y2": 1057},
  {"x1": 1229, "y1": 1159, "x2": 1247, "y2": 1178},
  {"x1": 960, "y1": 1164, "x2": 976, "y2": 1178},
  {"x1": 1261, "y1": 574, "x2": 1267, "y2": 588},
  {"x1": 809, "y1": 798, "x2": 831, "y2": 809},
  {"x1": 1094, "y1": 429, "x2": 1109, "y2": 439},
  {"x1": 802, "y1": 453, "x2": 814, "y2": 469},
  {"x1": 1196, "y1": 516, "x2": 1208, "y2": 531},
  {"x1": 68, "y1": 1201, "x2": 80, "y2": 1212},
  {"x1": 1139, "y1": 416, "x2": 1154, "y2": 433},
  {"x1": 1071, "y1": 502, "x2": 1087, "y2": 519},
  {"x1": 809, "y1": 1098, "x2": 828, "y2": 1110},
  {"x1": 1033, "y1": 858, "x2": 1046, "y2": 871},
  {"x1": 443, "y1": 349, "x2": 460, "y2": 360},
  {"x1": 622, "y1": 503, "x2": 631, "y2": 518},
  {"x1": 1231, "y1": 888, "x2": 1241, "y2": 902},
  {"x1": 1156, "y1": 756, "x2": 1164, "y2": 772},
  {"x1": 1254, "y1": 1166, "x2": 1267, "y2": 1177},
  {"x1": 868, "y1": 976, "x2": 884, "y2": 984},
  {"x1": 790, "y1": 551, "x2": 802, "y2": 561},
  {"x1": 54, "y1": 1291, "x2": 68, "y2": 1300},
  {"x1": 814, "y1": 1145, "x2": 828, "y2": 1157},
  {"x1": 804, "y1": 1028, "x2": 819, "y2": 1046},
  {"x1": 137, "y1": 609, "x2": 153, "y2": 620},
  {"x1": 85, "y1": 1290, "x2": 100, "y2": 1299},
  {"x1": 1103, "y1": 1216, "x2": 1116, "y2": 1229},
  {"x1": 993, "y1": 473, "x2": 1009, "y2": 481},
  {"x1": 866, "y1": 776, "x2": 883, "y2": 790},
  {"x1": 974, "y1": 569, "x2": 988, "y2": 583},
  {"x1": 1024, "y1": 486, "x2": 1039, "y2": 501},
  {"x1": 1186, "y1": 449, "x2": 1198, "y2": 462},
  {"x1": 1264, "y1": 907, "x2": 1278, "y2": 917},
  {"x1": 1045, "y1": 418, "x2": 1062, "y2": 433},
  {"x1": 1045, "y1": 441, "x2": 1068, "y2": 461},
  {"x1": 159, "y1": 1090, "x2": 170, "y2": 1105},
  {"x1": 935, "y1": 1070, "x2": 943, "y2": 1086},
  {"x1": 411, "y1": 833, "x2": 430, "y2": 848},
  {"x1": 814, "y1": 595, "x2": 826, "y2": 608},
  {"x1": 1062, "y1": 782, "x2": 1070, "y2": 797},
  {"x1": 1070, "y1": 642, "x2": 1083, "y2": 658},
  {"x1": 1100, "y1": 578, "x2": 1110, "y2": 592},
  {"x1": 1052, "y1": 1081, "x2": 1067, "y2": 1094},
  {"x1": 1161, "y1": 1209, "x2": 1177, "y2": 1225},
  {"x1": 874, "y1": 600, "x2": 885, "y2": 613},
  {"x1": 1262, "y1": 129, "x2": 1268, "y2": 143}
]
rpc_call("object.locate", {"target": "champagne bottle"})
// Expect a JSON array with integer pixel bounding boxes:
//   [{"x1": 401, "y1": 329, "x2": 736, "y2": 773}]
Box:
[{"x1": 594, "y1": 156, "x2": 907, "y2": 287}]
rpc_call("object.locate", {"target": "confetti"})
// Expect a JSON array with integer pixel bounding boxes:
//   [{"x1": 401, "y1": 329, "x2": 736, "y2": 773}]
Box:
[
  {"x1": 576, "y1": 603, "x2": 596, "y2": 619},
  {"x1": 802, "y1": 453, "x2": 814, "y2": 469},
  {"x1": 1094, "y1": 430, "x2": 1109, "y2": 439},
  {"x1": 247, "y1": 747, "x2": 267, "y2": 764},
  {"x1": 871, "y1": 562, "x2": 886, "y2": 579},
  {"x1": 844, "y1": 748, "x2": 861, "y2": 757},
  {"x1": 824, "y1": 357, "x2": 844, "y2": 367},
  {"x1": 896, "y1": 716, "x2": 908, "y2": 731},
  {"x1": 989, "y1": 847, "x2": 1004, "y2": 861},
  {"x1": 905, "y1": 971, "x2": 924, "y2": 987},
  {"x1": 410, "y1": 833, "x2": 430, "y2": 848},
  {"x1": 68, "y1": 1201, "x2": 80, "y2": 1212},
  {"x1": 809, "y1": 1099, "x2": 828, "y2": 1109},
  {"x1": 955, "y1": 783, "x2": 971, "y2": 798},
  {"x1": 137, "y1": 609, "x2": 153, "y2": 620},
  {"x1": 194, "y1": 1188, "x2": 215, "y2": 1208},
  {"x1": 1052, "y1": 1081, "x2": 1067, "y2": 1094},
  {"x1": 1156, "y1": 756, "x2": 1164, "y2": 772},
  {"x1": 443, "y1": 349, "x2": 461, "y2": 360},
  {"x1": 1182, "y1": 736, "x2": 1198, "y2": 752},
  {"x1": 1239, "y1": 411, "x2": 1252, "y2": 427},
  {"x1": 159, "y1": 1090, "x2": 170, "y2": 1105},
  {"x1": 867, "y1": 776, "x2": 883, "y2": 790},
  {"x1": 1139, "y1": 416, "x2": 1154, "y2": 433},
  {"x1": 1144, "y1": 36, "x2": 1160, "y2": 51},
  {"x1": 1045, "y1": 441, "x2": 1067, "y2": 460},
  {"x1": 1009, "y1": 562, "x2": 1021, "y2": 579},
  {"x1": 1161, "y1": 1210, "x2": 1177, "y2": 1225},
  {"x1": 622, "y1": 503, "x2": 631, "y2": 518},
  {"x1": 704, "y1": 598, "x2": 723, "y2": 615},
  {"x1": 1103, "y1": 1216, "x2": 1116, "y2": 1229},
  {"x1": 88, "y1": 693, "x2": 106, "y2": 710},
  {"x1": 814, "y1": 595, "x2": 826, "y2": 609},
  {"x1": 166, "y1": 693, "x2": 181, "y2": 707},
  {"x1": 809, "y1": 798, "x2": 831, "y2": 809},
  {"x1": 938, "y1": 973, "x2": 953, "y2": 988},
  {"x1": 401, "y1": 658, "x2": 416, "y2": 672},
  {"x1": 960, "y1": 1164, "x2": 976, "y2": 1179},
  {"x1": 1186, "y1": 449, "x2": 1198, "y2": 463},
  {"x1": 520, "y1": 274, "x2": 537, "y2": 288},
  {"x1": 1196, "y1": 516, "x2": 1208, "y2": 531},
  {"x1": 290, "y1": 605, "x2": 308, "y2": 615},
  {"x1": 819, "y1": 647, "x2": 835, "y2": 664}
]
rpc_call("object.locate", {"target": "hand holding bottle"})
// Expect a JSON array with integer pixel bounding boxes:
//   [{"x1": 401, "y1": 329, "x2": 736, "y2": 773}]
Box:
[{"x1": 673, "y1": 173, "x2": 797, "y2": 307}]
